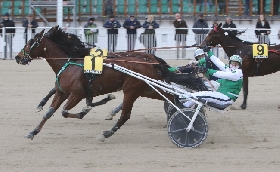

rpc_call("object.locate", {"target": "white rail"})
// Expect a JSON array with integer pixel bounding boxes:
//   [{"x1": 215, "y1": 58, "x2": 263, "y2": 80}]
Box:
[{"x1": 1, "y1": 27, "x2": 279, "y2": 59}]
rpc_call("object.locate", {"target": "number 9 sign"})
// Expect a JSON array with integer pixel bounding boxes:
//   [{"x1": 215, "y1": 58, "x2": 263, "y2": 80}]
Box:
[{"x1": 252, "y1": 44, "x2": 268, "y2": 58}]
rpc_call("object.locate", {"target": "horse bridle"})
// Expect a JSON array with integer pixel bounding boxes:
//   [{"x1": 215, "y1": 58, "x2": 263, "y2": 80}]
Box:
[
  {"x1": 20, "y1": 33, "x2": 44, "y2": 63},
  {"x1": 204, "y1": 27, "x2": 222, "y2": 47}
]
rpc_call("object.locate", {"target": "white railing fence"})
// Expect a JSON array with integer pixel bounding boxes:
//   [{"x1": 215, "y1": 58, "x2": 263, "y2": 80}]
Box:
[{"x1": 0, "y1": 27, "x2": 279, "y2": 60}]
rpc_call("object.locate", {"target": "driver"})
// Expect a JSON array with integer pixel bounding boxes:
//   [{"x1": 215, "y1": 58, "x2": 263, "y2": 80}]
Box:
[
  {"x1": 183, "y1": 49, "x2": 243, "y2": 110},
  {"x1": 168, "y1": 48, "x2": 220, "y2": 91}
]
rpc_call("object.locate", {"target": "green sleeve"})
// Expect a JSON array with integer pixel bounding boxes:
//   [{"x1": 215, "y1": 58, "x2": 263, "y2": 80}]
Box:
[
  {"x1": 207, "y1": 50, "x2": 214, "y2": 57},
  {"x1": 198, "y1": 58, "x2": 206, "y2": 67},
  {"x1": 207, "y1": 69, "x2": 218, "y2": 75},
  {"x1": 168, "y1": 67, "x2": 178, "y2": 72}
]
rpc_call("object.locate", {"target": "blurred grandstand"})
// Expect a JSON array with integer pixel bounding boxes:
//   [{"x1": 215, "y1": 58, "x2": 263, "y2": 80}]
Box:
[{"x1": 0, "y1": 0, "x2": 278, "y2": 24}]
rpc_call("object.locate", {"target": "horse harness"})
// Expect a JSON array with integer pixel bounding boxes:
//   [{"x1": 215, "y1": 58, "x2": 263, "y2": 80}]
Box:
[
  {"x1": 55, "y1": 56, "x2": 164, "y2": 99},
  {"x1": 254, "y1": 49, "x2": 280, "y2": 76},
  {"x1": 20, "y1": 36, "x2": 43, "y2": 64},
  {"x1": 21, "y1": 33, "x2": 97, "y2": 98}
]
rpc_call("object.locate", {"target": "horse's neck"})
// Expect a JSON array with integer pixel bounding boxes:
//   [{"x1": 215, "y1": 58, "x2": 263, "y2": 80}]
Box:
[
  {"x1": 43, "y1": 44, "x2": 69, "y2": 74},
  {"x1": 46, "y1": 59, "x2": 68, "y2": 75},
  {"x1": 219, "y1": 36, "x2": 244, "y2": 57}
]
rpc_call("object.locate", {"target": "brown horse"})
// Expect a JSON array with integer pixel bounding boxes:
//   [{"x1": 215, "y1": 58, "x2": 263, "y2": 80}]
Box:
[
  {"x1": 15, "y1": 28, "x2": 180, "y2": 141},
  {"x1": 200, "y1": 23, "x2": 280, "y2": 109},
  {"x1": 36, "y1": 26, "x2": 207, "y2": 119}
]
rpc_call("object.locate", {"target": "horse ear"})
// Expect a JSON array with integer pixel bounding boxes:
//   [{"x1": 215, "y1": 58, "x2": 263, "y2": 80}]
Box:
[
  {"x1": 55, "y1": 25, "x2": 59, "y2": 30},
  {"x1": 218, "y1": 23, "x2": 222, "y2": 28}
]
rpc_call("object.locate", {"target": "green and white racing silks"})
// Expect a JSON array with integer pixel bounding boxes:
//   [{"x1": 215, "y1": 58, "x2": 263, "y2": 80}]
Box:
[{"x1": 207, "y1": 55, "x2": 243, "y2": 101}]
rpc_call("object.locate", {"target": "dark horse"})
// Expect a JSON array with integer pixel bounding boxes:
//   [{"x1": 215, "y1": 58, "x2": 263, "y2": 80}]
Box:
[
  {"x1": 200, "y1": 23, "x2": 280, "y2": 109},
  {"x1": 15, "y1": 28, "x2": 204, "y2": 142}
]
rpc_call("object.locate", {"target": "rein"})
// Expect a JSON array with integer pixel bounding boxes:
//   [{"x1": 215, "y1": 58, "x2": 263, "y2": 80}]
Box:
[
  {"x1": 36, "y1": 57, "x2": 161, "y2": 65},
  {"x1": 269, "y1": 49, "x2": 280, "y2": 55},
  {"x1": 128, "y1": 45, "x2": 247, "y2": 52}
]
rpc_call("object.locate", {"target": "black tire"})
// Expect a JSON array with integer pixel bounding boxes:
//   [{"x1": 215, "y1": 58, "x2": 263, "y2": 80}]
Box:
[
  {"x1": 164, "y1": 101, "x2": 172, "y2": 114},
  {"x1": 164, "y1": 101, "x2": 178, "y2": 121},
  {"x1": 168, "y1": 108, "x2": 208, "y2": 148},
  {"x1": 164, "y1": 101, "x2": 174, "y2": 115},
  {"x1": 167, "y1": 106, "x2": 177, "y2": 120}
]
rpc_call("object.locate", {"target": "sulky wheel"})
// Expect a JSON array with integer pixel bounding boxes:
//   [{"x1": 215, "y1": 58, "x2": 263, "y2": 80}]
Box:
[
  {"x1": 164, "y1": 101, "x2": 180, "y2": 121},
  {"x1": 164, "y1": 101, "x2": 175, "y2": 115},
  {"x1": 167, "y1": 106, "x2": 177, "y2": 121},
  {"x1": 168, "y1": 108, "x2": 208, "y2": 148}
]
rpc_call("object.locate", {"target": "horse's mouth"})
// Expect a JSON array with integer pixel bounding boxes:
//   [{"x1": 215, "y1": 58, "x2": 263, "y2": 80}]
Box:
[{"x1": 15, "y1": 56, "x2": 31, "y2": 65}]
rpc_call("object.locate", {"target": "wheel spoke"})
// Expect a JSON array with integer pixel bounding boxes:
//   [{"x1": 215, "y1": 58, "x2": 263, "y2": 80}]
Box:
[
  {"x1": 191, "y1": 128, "x2": 204, "y2": 135},
  {"x1": 170, "y1": 128, "x2": 187, "y2": 133},
  {"x1": 185, "y1": 131, "x2": 189, "y2": 146},
  {"x1": 178, "y1": 114, "x2": 189, "y2": 126}
]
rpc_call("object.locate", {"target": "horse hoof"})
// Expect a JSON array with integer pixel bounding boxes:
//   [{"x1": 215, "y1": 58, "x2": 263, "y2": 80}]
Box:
[
  {"x1": 108, "y1": 94, "x2": 116, "y2": 100},
  {"x1": 36, "y1": 106, "x2": 43, "y2": 112},
  {"x1": 105, "y1": 114, "x2": 114, "y2": 120},
  {"x1": 278, "y1": 105, "x2": 280, "y2": 111},
  {"x1": 96, "y1": 134, "x2": 105, "y2": 142},
  {"x1": 82, "y1": 106, "x2": 92, "y2": 113},
  {"x1": 25, "y1": 133, "x2": 34, "y2": 140},
  {"x1": 240, "y1": 104, "x2": 246, "y2": 110}
]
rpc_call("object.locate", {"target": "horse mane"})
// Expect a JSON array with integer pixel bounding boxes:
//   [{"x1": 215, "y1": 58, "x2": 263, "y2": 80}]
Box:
[
  {"x1": 153, "y1": 55, "x2": 169, "y2": 67},
  {"x1": 47, "y1": 28, "x2": 91, "y2": 58},
  {"x1": 224, "y1": 30, "x2": 254, "y2": 45}
]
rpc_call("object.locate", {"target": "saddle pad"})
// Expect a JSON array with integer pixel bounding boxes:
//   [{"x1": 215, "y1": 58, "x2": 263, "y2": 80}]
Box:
[
  {"x1": 84, "y1": 56, "x2": 103, "y2": 74},
  {"x1": 252, "y1": 44, "x2": 268, "y2": 58}
]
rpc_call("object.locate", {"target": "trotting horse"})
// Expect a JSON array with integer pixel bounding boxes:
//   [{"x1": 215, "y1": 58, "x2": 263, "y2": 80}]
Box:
[
  {"x1": 35, "y1": 26, "x2": 207, "y2": 120},
  {"x1": 15, "y1": 28, "x2": 200, "y2": 142},
  {"x1": 200, "y1": 23, "x2": 280, "y2": 109}
]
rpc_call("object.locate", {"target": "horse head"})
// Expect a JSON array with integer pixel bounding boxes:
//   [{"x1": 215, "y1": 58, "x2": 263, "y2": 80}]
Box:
[
  {"x1": 200, "y1": 23, "x2": 226, "y2": 48},
  {"x1": 15, "y1": 29, "x2": 45, "y2": 65}
]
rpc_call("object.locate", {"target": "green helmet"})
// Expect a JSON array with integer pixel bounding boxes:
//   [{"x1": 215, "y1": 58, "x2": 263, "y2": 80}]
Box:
[{"x1": 229, "y1": 55, "x2": 242, "y2": 65}]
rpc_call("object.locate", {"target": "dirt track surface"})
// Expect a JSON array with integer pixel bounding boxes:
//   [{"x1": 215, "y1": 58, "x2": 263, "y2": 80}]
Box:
[{"x1": 1, "y1": 59, "x2": 280, "y2": 172}]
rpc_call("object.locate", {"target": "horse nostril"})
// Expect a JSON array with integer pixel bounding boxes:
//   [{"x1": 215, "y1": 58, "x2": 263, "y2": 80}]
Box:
[{"x1": 15, "y1": 56, "x2": 21, "y2": 64}]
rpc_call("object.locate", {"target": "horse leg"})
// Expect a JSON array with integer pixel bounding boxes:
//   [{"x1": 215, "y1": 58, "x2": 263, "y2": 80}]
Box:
[
  {"x1": 86, "y1": 94, "x2": 116, "y2": 107},
  {"x1": 36, "y1": 87, "x2": 56, "y2": 112},
  {"x1": 97, "y1": 93, "x2": 139, "y2": 141},
  {"x1": 76, "y1": 94, "x2": 116, "y2": 119},
  {"x1": 241, "y1": 76, "x2": 248, "y2": 109},
  {"x1": 25, "y1": 92, "x2": 67, "y2": 140},
  {"x1": 105, "y1": 103, "x2": 123, "y2": 120}
]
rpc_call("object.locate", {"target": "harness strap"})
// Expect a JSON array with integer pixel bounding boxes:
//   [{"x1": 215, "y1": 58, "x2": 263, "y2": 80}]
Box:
[
  {"x1": 254, "y1": 58, "x2": 264, "y2": 76},
  {"x1": 268, "y1": 49, "x2": 280, "y2": 55},
  {"x1": 86, "y1": 75, "x2": 95, "y2": 99},
  {"x1": 56, "y1": 61, "x2": 84, "y2": 92}
]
